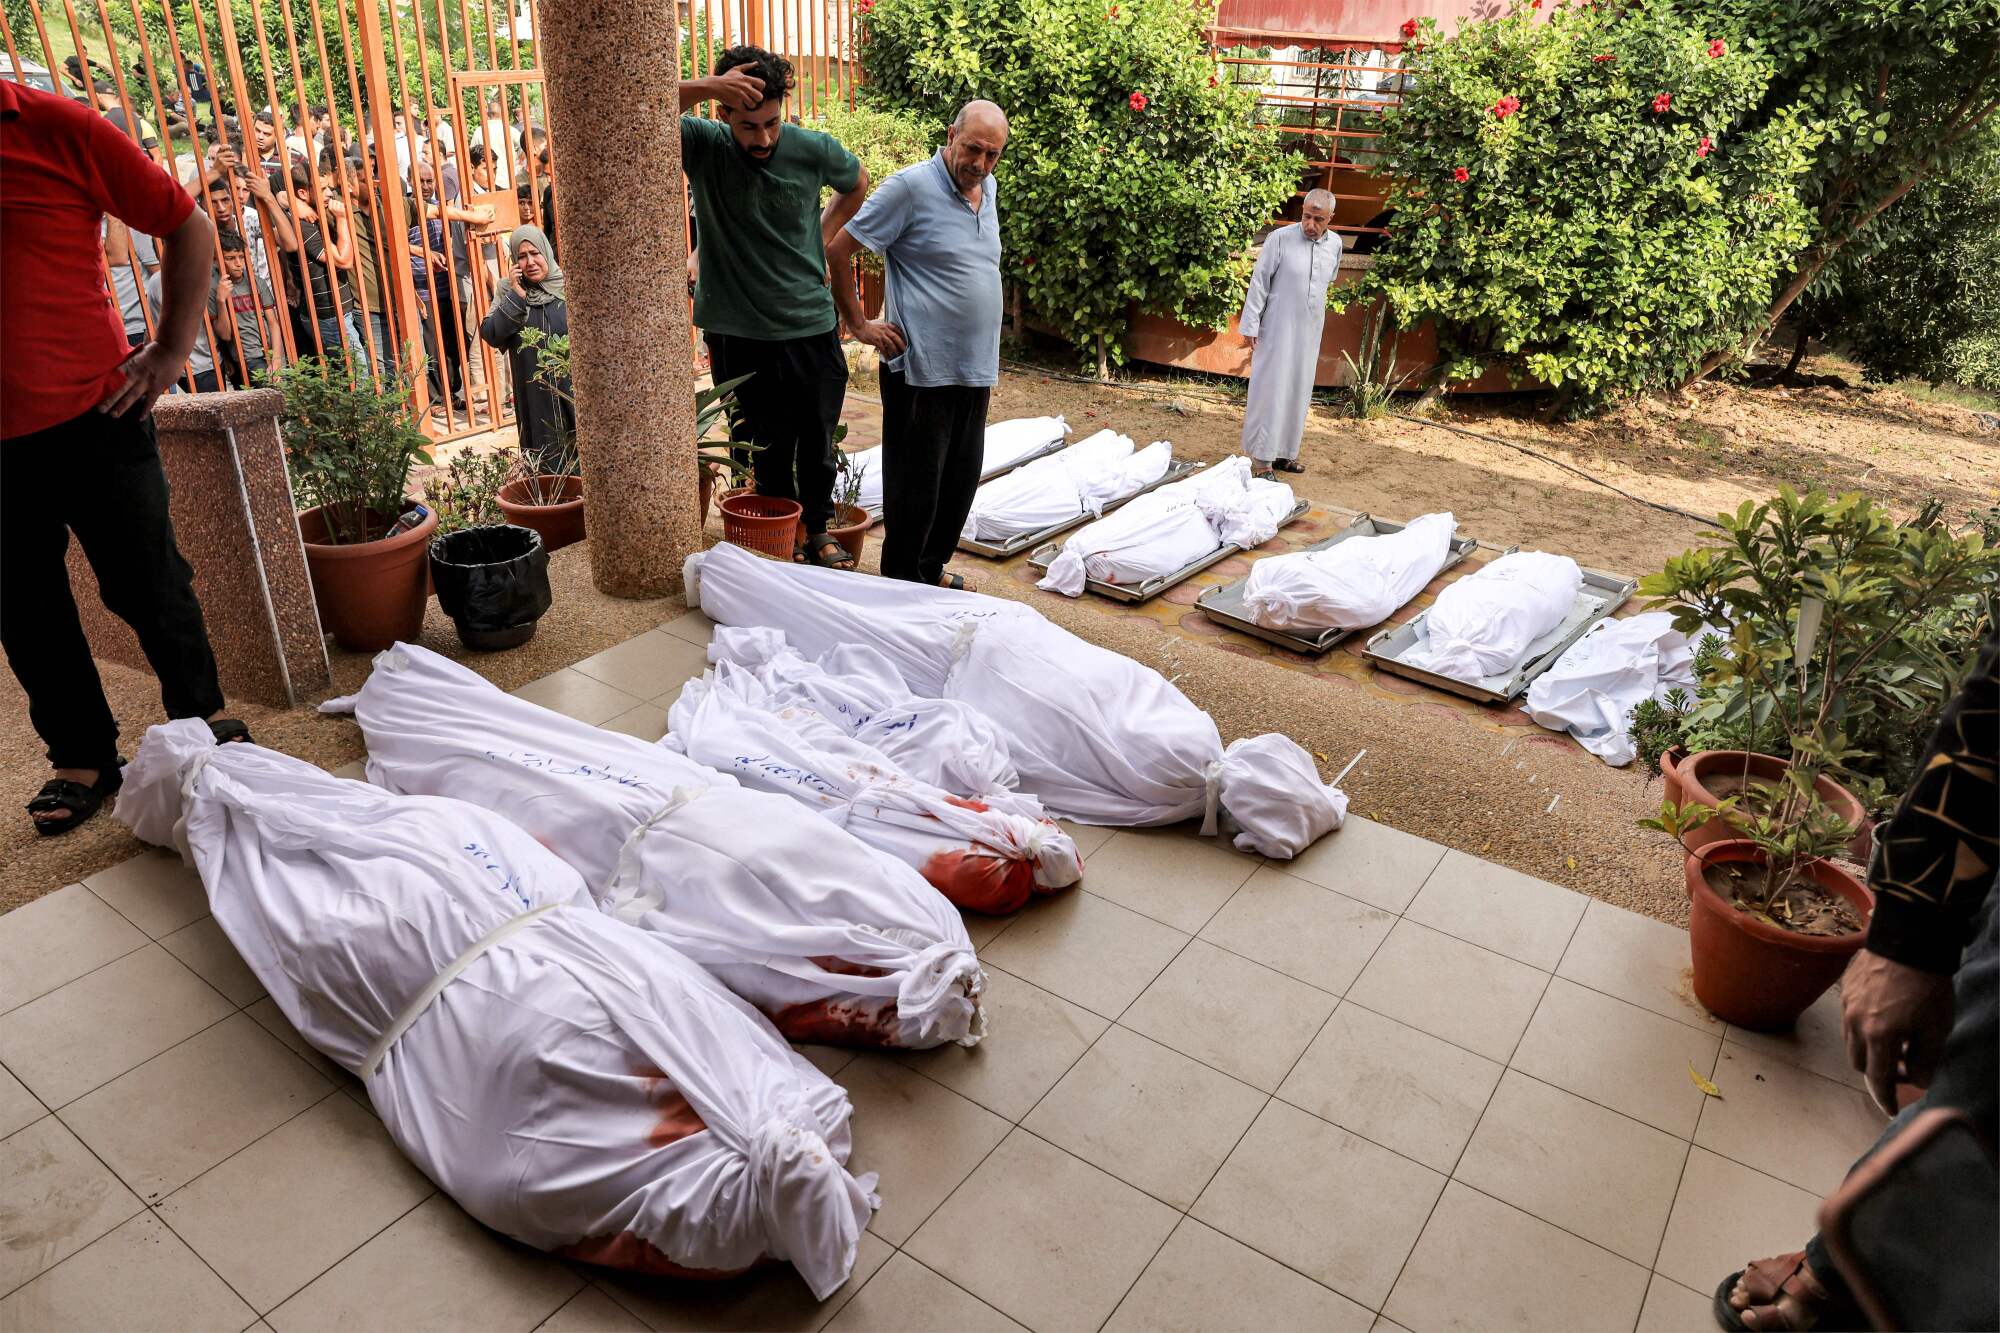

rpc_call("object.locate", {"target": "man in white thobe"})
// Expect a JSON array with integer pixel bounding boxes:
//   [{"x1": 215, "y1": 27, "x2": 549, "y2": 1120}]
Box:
[{"x1": 1239, "y1": 188, "x2": 1341, "y2": 477}]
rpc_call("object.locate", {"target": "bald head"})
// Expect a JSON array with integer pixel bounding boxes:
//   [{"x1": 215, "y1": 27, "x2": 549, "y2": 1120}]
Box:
[{"x1": 943, "y1": 100, "x2": 1009, "y2": 197}]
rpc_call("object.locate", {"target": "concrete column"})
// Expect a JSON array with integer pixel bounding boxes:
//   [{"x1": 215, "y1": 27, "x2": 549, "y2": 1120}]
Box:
[{"x1": 536, "y1": 0, "x2": 699, "y2": 598}]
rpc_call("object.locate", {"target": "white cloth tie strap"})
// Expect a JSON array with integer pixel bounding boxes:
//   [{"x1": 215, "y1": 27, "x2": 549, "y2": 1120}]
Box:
[
  {"x1": 361, "y1": 904, "x2": 561, "y2": 1080},
  {"x1": 1199, "y1": 760, "x2": 1223, "y2": 838},
  {"x1": 603, "y1": 787, "x2": 710, "y2": 923}
]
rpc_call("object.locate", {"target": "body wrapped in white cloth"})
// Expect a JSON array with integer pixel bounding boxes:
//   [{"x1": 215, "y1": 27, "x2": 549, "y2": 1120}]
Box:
[
  {"x1": 1407, "y1": 551, "x2": 1583, "y2": 682},
  {"x1": 851, "y1": 415, "x2": 1069, "y2": 514},
  {"x1": 1242, "y1": 511, "x2": 1457, "y2": 631},
  {"x1": 666, "y1": 662, "x2": 1081, "y2": 913},
  {"x1": 322, "y1": 643, "x2": 983, "y2": 1049},
  {"x1": 960, "y1": 431, "x2": 1173, "y2": 544},
  {"x1": 686, "y1": 540, "x2": 1348, "y2": 858},
  {"x1": 1525, "y1": 611, "x2": 1701, "y2": 765},
  {"x1": 1038, "y1": 456, "x2": 1296, "y2": 597},
  {"x1": 115, "y1": 719, "x2": 877, "y2": 1298}
]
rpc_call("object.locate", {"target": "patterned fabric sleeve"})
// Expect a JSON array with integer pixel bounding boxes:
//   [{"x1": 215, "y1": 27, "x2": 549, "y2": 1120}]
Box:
[{"x1": 1865, "y1": 625, "x2": 2000, "y2": 973}]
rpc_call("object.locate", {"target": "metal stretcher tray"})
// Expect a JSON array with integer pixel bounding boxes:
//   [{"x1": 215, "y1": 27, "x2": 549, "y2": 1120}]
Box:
[
  {"x1": 958, "y1": 460, "x2": 1205, "y2": 559},
  {"x1": 1360, "y1": 566, "x2": 1638, "y2": 703},
  {"x1": 863, "y1": 436, "x2": 1070, "y2": 524},
  {"x1": 1025, "y1": 498, "x2": 1313, "y2": 604},
  {"x1": 1192, "y1": 515, "x2": 1487, "y2": 654}
]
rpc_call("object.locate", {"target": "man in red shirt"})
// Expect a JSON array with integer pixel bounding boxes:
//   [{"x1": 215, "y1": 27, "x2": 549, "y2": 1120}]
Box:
[{"x1": 1, "y1": 79, "x2": 251, "y2": 837}]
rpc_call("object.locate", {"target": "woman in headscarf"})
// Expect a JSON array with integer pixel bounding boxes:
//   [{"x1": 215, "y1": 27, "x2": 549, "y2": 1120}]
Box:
[{"x1": 479, "y1": 224, "x2": 573, "y2": 476}]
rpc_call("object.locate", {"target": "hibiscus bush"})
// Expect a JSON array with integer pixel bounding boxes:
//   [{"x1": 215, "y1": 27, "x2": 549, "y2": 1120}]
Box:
[
  {"x1": 1357, "y1": 1, "x2": 1817, "y2": 413},
  {"x1": 857, "y1": 0, "x2": 1295, "y2": 366}
]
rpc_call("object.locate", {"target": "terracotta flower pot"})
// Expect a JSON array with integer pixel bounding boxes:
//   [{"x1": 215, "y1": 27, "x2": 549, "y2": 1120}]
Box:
[
  {"x1": 1685, "y1": 840, "x2": 1874, "y2": 1030},
  {"x1": 496, "y1": 474, "x2": 586, "y2": 553},
  {"x1": 827, "y1": 502, "x2": 873, "y2": 565},
  {"x1": 1661, "y1": 748, "x2": 1873, "y2": 864},
  {"x1": 298, "y1": 503, "x2": 438, "y2": 652},
  {"x1": 719, "y1": 492, "x2": 804, "y2": 560}
]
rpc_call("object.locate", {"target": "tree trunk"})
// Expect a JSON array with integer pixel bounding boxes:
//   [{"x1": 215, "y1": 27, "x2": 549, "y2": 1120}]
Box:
[
  {"x1": 1784, "y1": 322, "x2": 1809, "y2": 380},
  {"x1": 1095, "y1": 335, "x2": 1109, "y2": 381}
]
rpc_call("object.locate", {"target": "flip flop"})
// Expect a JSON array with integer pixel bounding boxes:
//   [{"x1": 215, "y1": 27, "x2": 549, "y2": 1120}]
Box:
[
  {"x1": 1273, "y1": 458, "x2": 1307, "y2": 473},
  {"x1": 209, "y1": 718, "x2": 255, "y2": 746},
  {"x1": 26, "y1": 760, "x2": 126, "y2": 838}
]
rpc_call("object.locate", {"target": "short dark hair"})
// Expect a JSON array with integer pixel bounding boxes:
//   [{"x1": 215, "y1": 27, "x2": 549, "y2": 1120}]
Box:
[
  {"x1": 308, "y1": 103, "x2": 328, "y2": 120},
  {"x1": 713, "y1": 45, "x2": 792, "y2": 105},
  {"x1": 255, "y1": 109, "x2": 275, "y2": 125},
  {"x1": 519, "y1": 124, "x2": 547, "y2": 153},
  {"x1": 467, "y1": 143, "x2": 489, "y2": 166},
  {"x1": 218, "y1": 229, "x2": 246, "y2": 253}
]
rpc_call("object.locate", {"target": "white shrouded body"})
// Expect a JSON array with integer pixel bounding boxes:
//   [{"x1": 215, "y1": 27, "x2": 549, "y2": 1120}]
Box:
[
  {"x1": 1242, "y1": 512, "x2": 1457, "y2": 631},
  {"x1": 960, "y1": 430, "x2": 1174, "y2": 544},
  {"x1": 114, "y1": 719, "x2": 876, "y2": 1299},
  {"x1": 321, "y1": 643, "x2": 983, "y2": 1049},
  {"x1": 1525, "y1": 611, "x2": 1702, "y2": 765},
  {"x1": 852, "y1": 415, "x2": 1069, "y2": 514},
  {"x1": 1408, "y1": 550, "x2": 1584, "y2": 682},
  {"x1": 1038, "y1": 455, "x2": 1296, "y2": 597}
]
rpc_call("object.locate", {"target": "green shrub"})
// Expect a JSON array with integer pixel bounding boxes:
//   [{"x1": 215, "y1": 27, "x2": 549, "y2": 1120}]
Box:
[
  {"x1": 273, "y1": 358, "x2": 431, "y2": 545},
  {"x1": 425, "y1": 450, "x2": 513, "y2": 535},
  {"x1": 812, "y1": 99, "x2": 939, "y2": 199},
  {"x1": 857, "y1": 0, "x2": 1295, "y2": 366},
  {"x1": 1359, "y1": 2, "x2": 1816, "y2": 412}
]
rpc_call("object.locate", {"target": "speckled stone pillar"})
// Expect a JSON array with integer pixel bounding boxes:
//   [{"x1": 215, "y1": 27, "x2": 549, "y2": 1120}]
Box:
[
  {"x1": 64, "y1": 390, "x2": 331, "y2": 708},
  {"x1": 537, "y1": 0, "x2": 700, "y2": 598}
]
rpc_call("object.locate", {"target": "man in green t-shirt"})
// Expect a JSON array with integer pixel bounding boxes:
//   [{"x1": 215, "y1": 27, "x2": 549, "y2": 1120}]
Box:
[{"x1": 681, "y1": 45, "x2": 869, "y2": 567}]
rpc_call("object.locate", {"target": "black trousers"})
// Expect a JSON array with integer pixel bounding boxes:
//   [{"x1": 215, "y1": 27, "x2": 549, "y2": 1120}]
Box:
[
  {"x1": 705, "y1": 329, "x2": 846, "y2": 538},
  {"x1": 878, "y1": 365, "x2": 990, "y2": 586},
  {"x1": 1, "y1": 405, "x2": 226, "y2": 770},
  {"x1": 424, "y1": 286, "x2": 466, "y2": 402}
]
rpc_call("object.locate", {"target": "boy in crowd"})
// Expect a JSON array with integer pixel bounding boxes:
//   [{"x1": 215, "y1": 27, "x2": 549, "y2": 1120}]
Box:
[{"x1": 216, "y1": 230, "x2": 277, "y2": 386}]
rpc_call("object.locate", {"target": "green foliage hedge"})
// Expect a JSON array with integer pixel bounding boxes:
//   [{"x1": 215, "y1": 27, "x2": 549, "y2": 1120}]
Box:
[{"x1": 856, "y1": 0, "x2": 1295, "y2": 364}]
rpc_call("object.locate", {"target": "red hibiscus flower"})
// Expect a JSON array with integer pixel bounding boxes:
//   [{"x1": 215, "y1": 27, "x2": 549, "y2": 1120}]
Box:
[
  {"x1": 1492, "y1": 94, "x2": 1520, "y2": 119},
  {"x1": 1696, "y1": 135, "x2": 1713, "y2": 158},
  {"x1": 1128, "y1": 91, "x2": 1148, "y2": 111},
  {"x1": 1530, "y1": 0, "x2": 1542, "y2": 9},
  {"x1": 1207, "y1": 73, "x2": 1219, "y2": 87},
  {"x1": 1708, "y1": 38, "x2": 1726, "y2": 58},
  {"x1": 1400, "y1": 17, "x2": 1419, "y2": 38},
  {"x1": 1651, "y1": 92, "x2": 1672, "y2": 113},
  {"x1": 1452, "y1": 166, "x2": 1470, "y2": 183},
  {"x1": 1592, "y1": 52, "x2": 1615, "y2": 63},
  {"x1": 856, "y1": 0, "x2": 874, "y2": 11}
]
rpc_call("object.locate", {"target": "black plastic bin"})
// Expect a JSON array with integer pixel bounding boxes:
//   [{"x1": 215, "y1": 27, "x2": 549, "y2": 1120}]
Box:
[{"x1": 429, "y1": 523, "x2": 553, "y2": 651}]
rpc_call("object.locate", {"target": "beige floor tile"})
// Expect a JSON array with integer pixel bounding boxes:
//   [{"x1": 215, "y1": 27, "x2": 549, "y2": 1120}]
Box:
[
  {"x1": 960, "y1": 909, "x2": 1014, "y2": 949},
  {"x1": 158, "y1": 1092, "x2": 434, "y2": 1313},
  {"x1": 245, "y1": 996, "x2": 347, "y2": 1084},
  {"x1": 594, "y1": 1231, "x2": 892, "y2": 1332},
  {"x1": 1058, "y1": 819, "x2": 1115, "y2": 860},
  {"x1": 906, "y1": 1129, "x2": 1178, "y2": 1333},
  {"x1": 796, "y1": 1043, "x2": 856, "y2": 1078},
  {"x1": 268, "y1": 1193, "x2": 581, "y2": 1333},
  {"x1": 600, "y1": 700, "x2": 671, "y2": 743},
  {"x1": 84, "y1": 849, "x2": 210, "y2": 939},
  {"x1": 570, "y1": 630, "x2": 712, "y2": 700},
  {"x1": 1273, "y1": 814, "x2": 1447, "y2": 914},
  {"x1": 1694, "y1": 1043, "x2": 1885, "y2": 1195},
  {"x1": 981, "y1": 891, "x2": 1189, "y2": 1019},
  {"x1": 1346, "y1": 920, "x2": 1549, "y2": 1061},
  {"x1": 895, "y1": 966, "x2": 1106, "y2": 1121},
  {"x1": 1383, "y1": 1180, "x2": 1649, "y2": 1333},
  {"x1": 1121, "y1": 940, "x2": 1336, "y2": 1092},
  {"x1": 0, "y1": 946, "x2": 233, "y2": 1108},
  {"x1": 1025, "y1": 1025, "x2": 1265, "y2": 1208},
  {"x1": 537, "y1": 1284, "x2": 650, "y2": 1332},
  {"x1": 659, "y1": 608, "x2": 717, "y2": 647},
  {"x1": 1637, "y1": 1273, "x2": 1714, "y2": 1332},
  {"x1": 0, "y1": 1116, "x2": 142, "y2": 1296},
  {"x1": 1654, "y1": 1148, "x2": 1822, "y2": 1294},
  {"x1": 511, "y1": 668, "x2": 644, "y2": 727},
  {"x1": 1372, "y1": 1320, "x2": 1414, "y2": 1333},
  {"x1": 1510, "y1": 978, "x2": 1724, "y2": 1139},
  {"x1": 160, "y1": 915, "x2": 267, "y2": 1007},
  {"x1": 1277, "y1": 1002, "x2": 1500, "y2": 1173},
  {"x1": 840, "y1": 1055, "x2": 1009, "y2": 1245},
  {"x1": 1197, "y1": 867, "x2": 1396, "y2": 996},
  {"x1": 1455, "y1": 1071, "x2": 1689, "y2": 1264},
  {"x1": 62, "y1": 1012, "x2": 335, "y2": 1203},
  {"x1": 0, "y1": 1211, "x2": 252, "y2": 1331},
  {"x1": 1724, "y1": 986, "x2": 1866, "y2": 1091},
  {"x1": 1078, "y1": 827, "x2": 1260, "y2": 934},
  {"x1": 1403, "y1": 849, "x2": 1586, "y2": 971},
  {"x1": 1191, "y1": 1099, "x2": 1444, "y2": 1309},
  {"x1": 1105, "y1": 1217, "x2": 1373, "y2": 1333},
  {"x1": 1558, "y1": 899, "x2": 1722, "y2": 1033},
  {"x1": 0, "y1": 882, "x2": 147, "y2": 1014},
  {"x1": 826, "y1": 1253, "x2": 1025, "y2": 1333},
  {"x1": 0, "y1": 1066, "x2": 42, "y2": 1140}
]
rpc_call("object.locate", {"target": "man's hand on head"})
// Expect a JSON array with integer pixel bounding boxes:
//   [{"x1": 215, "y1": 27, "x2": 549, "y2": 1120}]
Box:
[{"x1": 711, "y1": 67, "x2": 766, "y2": 111}]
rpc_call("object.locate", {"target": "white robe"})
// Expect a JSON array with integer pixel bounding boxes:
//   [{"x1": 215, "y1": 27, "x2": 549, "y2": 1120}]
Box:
[{"x1": 1239, "y1": 224, "x2": 1342, "y2": 463}]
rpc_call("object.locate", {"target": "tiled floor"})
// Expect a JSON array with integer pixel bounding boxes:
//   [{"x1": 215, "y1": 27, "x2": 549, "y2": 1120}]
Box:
[{"x1": 0, "y1": 611, "x2": 1888, "y2": 1333}]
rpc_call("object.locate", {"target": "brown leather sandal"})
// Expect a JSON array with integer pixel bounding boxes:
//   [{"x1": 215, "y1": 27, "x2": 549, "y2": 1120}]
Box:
[{"x1": 1713, "y1": 1252, "x2": 1861, "y2": 1331}]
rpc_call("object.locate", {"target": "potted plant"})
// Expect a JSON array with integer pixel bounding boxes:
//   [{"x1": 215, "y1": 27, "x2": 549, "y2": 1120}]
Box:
[
  {"x1": 497, "y1": 328, "x2": 585, "y2": 552},
  {"x1": 278, "y1": 358, "x2": 436, "y2": 651},
  {"x1": 425, "y1": 450, "x2": 553, "y2": 650},
  {"x1": 696, "y1": 373, "x2": 756, "y2": 524},
  {"x1": 825, "y1": 425, "x2": 872, "y2": 564}
]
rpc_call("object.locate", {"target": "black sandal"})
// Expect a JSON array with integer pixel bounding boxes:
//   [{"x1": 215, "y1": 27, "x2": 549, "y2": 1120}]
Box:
[
  {"x1": 26, "y1": 761, "x2": 126, "y2": 838},
  {"x1": 807, "y1": 534, "x2": 857, "y2": 571},
  {"x1": 938, "y1": 573, "x2": 968, "y2": 591},
  {"x1": 1273, "y1": 458, "x2": 1307, "y2": 474},
  {"x1": 208, "y1": 718, "x2": 254, "y2": 746}
]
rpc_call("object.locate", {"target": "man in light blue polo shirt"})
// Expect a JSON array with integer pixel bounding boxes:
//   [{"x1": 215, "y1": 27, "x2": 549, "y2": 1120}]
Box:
[{"x1": 828, "y1": 100, "x2": 1008, "y2": 589}]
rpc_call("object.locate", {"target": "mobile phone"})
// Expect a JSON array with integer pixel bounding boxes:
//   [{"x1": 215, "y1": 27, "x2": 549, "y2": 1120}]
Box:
[{"x1": 1817, "y1": 1106, "x2": 1997, "y2": 1331}]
